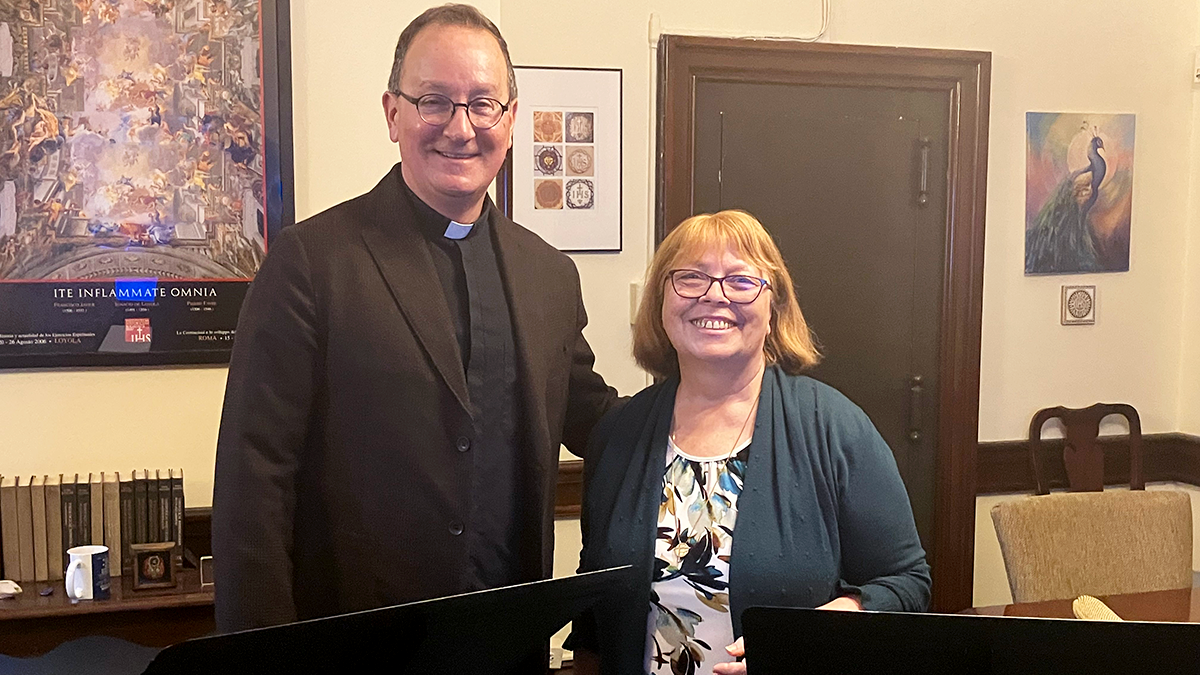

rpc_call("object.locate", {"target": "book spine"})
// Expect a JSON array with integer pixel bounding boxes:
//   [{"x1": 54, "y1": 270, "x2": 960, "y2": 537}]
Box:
[
  {"x1": 171, "y1": 469, "x2": 184, "y2": 568},
  {"x1": 103, "y1": 475, "x2": 120, "y2": 576},
  {"x1": 119, "y1": 477, "x2": 134, "y2": 575},
  {"x1": 157, "y1": 470, "x2": 172, "y2": 544},
  {"x1": 90, "y1": 474, "x2": 103, "y2": 549},
  {"x1": 30, "y1": 477, "x2": 48, "y2": 582},
  {"x1": 147, "y1": 471, "x2": 159, "y2": 543},
  {"x1": 16, "y1": 477, "x2": 34, "y2": 581},
  {"x1": 134, "y1": 471, "x2": 148, "y2": 545},
  {"x1": 1, "y1": 477, "x2": 20, "y2": 581},
  {"x1": 60, "y1": 477, "x2": 76, "y2": 572},
  {"x1": 76, "y1": 476, "x2": 91, "y2": 547},
  {"x1": 45, "y1": 476, "x2": 63, "y2": 581}
]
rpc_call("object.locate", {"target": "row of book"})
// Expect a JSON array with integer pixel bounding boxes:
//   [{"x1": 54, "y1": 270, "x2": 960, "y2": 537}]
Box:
[{"x1": 0, "y1": 470, "x2": 184, "y2": 582}]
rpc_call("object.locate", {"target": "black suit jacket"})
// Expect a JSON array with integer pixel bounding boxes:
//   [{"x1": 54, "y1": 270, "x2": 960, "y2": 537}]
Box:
[{"x1": 212, "y1": 164, "x2": 617, "y2": 632}]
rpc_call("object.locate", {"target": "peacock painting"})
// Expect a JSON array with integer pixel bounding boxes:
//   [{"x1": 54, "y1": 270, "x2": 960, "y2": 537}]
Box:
[{"x1": 1025, "y1": 112, "x2": 1135, "y2": 275}]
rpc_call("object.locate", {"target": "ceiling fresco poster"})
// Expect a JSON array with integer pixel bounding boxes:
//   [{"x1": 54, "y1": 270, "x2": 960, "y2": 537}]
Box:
[{"x1": 0, "y1": 0, "x2": 290, "y2": 367}]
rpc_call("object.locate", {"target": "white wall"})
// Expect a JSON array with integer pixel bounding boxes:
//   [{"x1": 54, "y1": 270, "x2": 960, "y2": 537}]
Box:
[
  {"x1": 1181, "y1": 4, "x2": 1200, "y2": 436},
  {"x1": 850, "y1": 0, "x2": 1198, "y2": 441},
  {"x1": 1185, "y1": 216, "x2": 1200, "y2": 434},
  {"x1": 0, "y1": 367, "x2": 227, "y2": 503},
  {"x1": 1, "y1": 0, "x2": 1198, "y2": 606}
]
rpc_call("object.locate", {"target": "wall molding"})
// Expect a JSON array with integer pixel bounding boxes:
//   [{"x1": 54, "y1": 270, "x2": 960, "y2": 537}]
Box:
[
  {"x1": 977, "y1": 433, "x2": 1200, "y2": 494},
  {"x1": 555, "y1": 460, "x2": 584, "y2": 518}
]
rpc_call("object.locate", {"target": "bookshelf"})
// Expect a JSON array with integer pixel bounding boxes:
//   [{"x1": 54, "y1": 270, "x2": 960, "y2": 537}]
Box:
[
  {"x1": 0, "y1": 568, "x2": 213, "y2": 657},
  {"x1": 0, "y1": 507, "x2": 214, "y2": 657}
]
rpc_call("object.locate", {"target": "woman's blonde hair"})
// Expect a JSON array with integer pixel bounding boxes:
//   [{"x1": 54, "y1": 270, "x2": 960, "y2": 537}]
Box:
[{"x1": 632, "y1": 210, "x2": 821, "y2": 379}]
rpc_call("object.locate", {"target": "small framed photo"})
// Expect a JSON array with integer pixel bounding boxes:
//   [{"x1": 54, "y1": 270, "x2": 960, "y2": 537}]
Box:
[
  {"x1": 1061, "y1": 285, "x2": 1096, "y2": 325},
  {"x1": 131, "y1": 542, "x2": 177, "y2": 590}
]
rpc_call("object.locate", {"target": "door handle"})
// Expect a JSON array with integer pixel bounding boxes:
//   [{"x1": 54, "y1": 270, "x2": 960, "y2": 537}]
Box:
[
  {"x1": 917, "y1": 137, "x2": 930, "y2": 206},
  {"x1": 908, "y1": 375, "x2": 923, "y2": 443}
]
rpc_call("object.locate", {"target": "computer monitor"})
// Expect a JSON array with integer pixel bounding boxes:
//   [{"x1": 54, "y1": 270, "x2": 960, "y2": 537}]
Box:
[
  {"x1": 143, "y1": 565, "x2": 637, "y2": 674},
  {"x1": 741, "y1": 606, "x2": 1200, "y2": 674}
]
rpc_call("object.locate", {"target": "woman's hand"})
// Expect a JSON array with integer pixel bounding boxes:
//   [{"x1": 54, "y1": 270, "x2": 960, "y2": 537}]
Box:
[
  {"x1": 713, "y1": 596, "x2": 862, "y2": 674},
  {"x1": 817, "y1": 595, "x2": 864, "y2": 611},
  {"x1": 713, "y1": 638, "x2": 746, "y2": 675}
]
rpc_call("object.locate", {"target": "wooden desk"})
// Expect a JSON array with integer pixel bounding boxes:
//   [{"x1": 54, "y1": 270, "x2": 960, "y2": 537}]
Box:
[
  {"x1": 965, "y1": 586, "x2": 1200, "y2": 622},
  {"x1": 0, "y1": 570, "x2": 214, "y2": 657}
]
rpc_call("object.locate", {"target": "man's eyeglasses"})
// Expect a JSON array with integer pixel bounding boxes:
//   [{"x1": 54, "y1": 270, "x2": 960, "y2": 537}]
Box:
[
  {"x1": 668, "y1": 269, "x2": 770, "y2": 304},
  {"x1": 395, "y1": 91, "x2": 510, "y2": 129}
]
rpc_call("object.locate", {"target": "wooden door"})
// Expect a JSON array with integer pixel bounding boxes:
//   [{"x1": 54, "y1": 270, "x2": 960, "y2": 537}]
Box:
[
  {"x1": 658, "y1": 37, "x2": 990, "y2": 612},
  {"x1": 692, "y1": 83, "x2": 947, "y2": 551}
]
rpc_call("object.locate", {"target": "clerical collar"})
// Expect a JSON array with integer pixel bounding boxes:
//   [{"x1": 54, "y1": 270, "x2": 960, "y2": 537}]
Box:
[
  {"x1": 399, "y1": 169, "x2": 489, "y2": 242},
  {"x1": 443, "y1": 221, "x2": 473, "y2": 240}
]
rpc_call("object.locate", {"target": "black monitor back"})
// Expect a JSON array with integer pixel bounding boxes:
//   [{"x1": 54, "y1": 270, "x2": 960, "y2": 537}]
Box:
[
  {"x1": 741, "y1": 606, "x2": 1200, "y2": 674},
  {"x1": 143, "y1": 565, "x2": 637, "y2": 675}
]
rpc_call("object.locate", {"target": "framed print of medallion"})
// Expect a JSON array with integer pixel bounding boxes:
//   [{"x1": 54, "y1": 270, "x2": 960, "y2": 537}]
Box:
[{"x1": 1061, "y1": 285, "x2": 1096, "y2": 325}]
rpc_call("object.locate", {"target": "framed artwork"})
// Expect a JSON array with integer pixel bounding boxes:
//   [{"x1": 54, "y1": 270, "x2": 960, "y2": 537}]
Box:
[
  {"x1": 1061, "y1": 285, "x2": 1096, "y2": 325},
  {"x1": 130, "y1": 541, "x2": 176, "y2": 590},
  {"x1": 1025, "y1": 112, "x2": 1134, "y2": 275},
  {"x1": 498, "y1": 66, "x2": 621, "y2": 252},
  {"x1": 0, "y1": 0, "x2": 293, "y2": 368}
]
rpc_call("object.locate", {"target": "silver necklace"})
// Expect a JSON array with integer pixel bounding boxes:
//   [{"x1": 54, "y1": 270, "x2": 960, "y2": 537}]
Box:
[{"x1": 672, "y1": 391, "x2": 760, "y2": 462}]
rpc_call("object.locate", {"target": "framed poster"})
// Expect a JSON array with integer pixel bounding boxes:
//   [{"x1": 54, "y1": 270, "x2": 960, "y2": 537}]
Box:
[
  {"x1": 498, "y1": 66, "x2": 621, "y2": 252},
  {"x1": 0, "y1": 0, "x2": 293, "y2": 368},
  {"x1": 1025, "y1": 112, "x2": 1134, "y2": 275}
]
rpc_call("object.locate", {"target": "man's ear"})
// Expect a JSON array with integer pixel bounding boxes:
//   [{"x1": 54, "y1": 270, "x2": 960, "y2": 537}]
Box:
[
  {"x1": 506, "y1": 99, "x2": 518, "y2": 150},
  {"x1": 383, "y1": 91, "x2": 402, "y2": 144}
]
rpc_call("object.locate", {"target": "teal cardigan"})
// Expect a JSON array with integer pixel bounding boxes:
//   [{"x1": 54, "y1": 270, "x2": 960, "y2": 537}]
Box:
[{"x1": 573, "y1": 366, "x2": 931, "y2": 673}]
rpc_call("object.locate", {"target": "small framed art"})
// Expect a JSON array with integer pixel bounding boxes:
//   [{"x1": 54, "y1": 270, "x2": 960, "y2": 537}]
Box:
[
  {"x1": 498, "y1": 66, "x2": 622, "y2": 252},
  {"x1": 1061, "y1": 285, "x2": 1096, "y2": 325},
  {"x1": 131, "y1": 541, "x2": 177, "y2": 590}
]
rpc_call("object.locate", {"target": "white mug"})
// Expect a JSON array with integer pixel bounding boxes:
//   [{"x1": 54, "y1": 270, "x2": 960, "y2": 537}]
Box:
[{"x1": 65, "y1": 545, "x2": 111, "y2": 600}]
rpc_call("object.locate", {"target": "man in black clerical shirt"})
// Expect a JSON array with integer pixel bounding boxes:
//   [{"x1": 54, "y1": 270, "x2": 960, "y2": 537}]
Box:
[{"x1": 212, "y1": 3, "x2": 618, "y2": 637}]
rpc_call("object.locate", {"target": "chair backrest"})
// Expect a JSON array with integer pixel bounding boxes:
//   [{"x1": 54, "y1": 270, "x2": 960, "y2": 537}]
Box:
[
  {"x1": 1029, "y1": 403, "x2": 1142, "y2": 495},
  {"x1": 990, "y1": 490, "x2": 1192, "y2": 604}
]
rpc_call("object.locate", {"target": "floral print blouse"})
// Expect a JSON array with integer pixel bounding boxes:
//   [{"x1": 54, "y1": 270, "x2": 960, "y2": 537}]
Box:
[{"x1": 645, "y1": 436, "x2": 750, "y2": 675}]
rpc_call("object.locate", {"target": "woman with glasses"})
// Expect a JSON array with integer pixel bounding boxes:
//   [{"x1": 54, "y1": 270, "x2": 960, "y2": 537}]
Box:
[{"x1": 570, "y1": 210, "x2": 930, "y2": 675}]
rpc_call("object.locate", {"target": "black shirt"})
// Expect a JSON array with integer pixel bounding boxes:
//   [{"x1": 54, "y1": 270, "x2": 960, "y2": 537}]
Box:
[
  {"x1": 398, "y1": 177, "x2": 535, "y2": 591},
  {"x1": 401, "y1": 179, "x2": 474, "y2": 367}
]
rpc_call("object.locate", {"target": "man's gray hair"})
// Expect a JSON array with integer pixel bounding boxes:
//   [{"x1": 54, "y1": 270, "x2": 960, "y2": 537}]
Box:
[{"x1": 387, "y1": 4, "x2": 518, "y2": 101}]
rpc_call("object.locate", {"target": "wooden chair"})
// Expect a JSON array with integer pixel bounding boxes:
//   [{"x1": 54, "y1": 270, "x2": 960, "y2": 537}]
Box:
[
  {"x1": 990, "y1": 490, "x2": 1192, "y2": 603},
  {"x1": 991, "y1": 403, "x2": 1191, "y2": 603},
  {"x1": 1028, "y1": 403, "x2": 1142, "y2": 495}
]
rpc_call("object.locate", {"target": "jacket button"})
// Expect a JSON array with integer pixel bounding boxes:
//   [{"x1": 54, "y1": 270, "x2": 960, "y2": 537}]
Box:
[
  {"x1": 456, "y1": 437, "x2": 471, "y2": 452},
  {"x1": 449, "y1": 521, "x2": 464, "y2": 536}
]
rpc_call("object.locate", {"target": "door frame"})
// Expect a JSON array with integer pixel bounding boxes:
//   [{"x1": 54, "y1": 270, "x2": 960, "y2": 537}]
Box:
[{"x1": 656, "y1": 35, "x2": 990, "y2": 612}]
